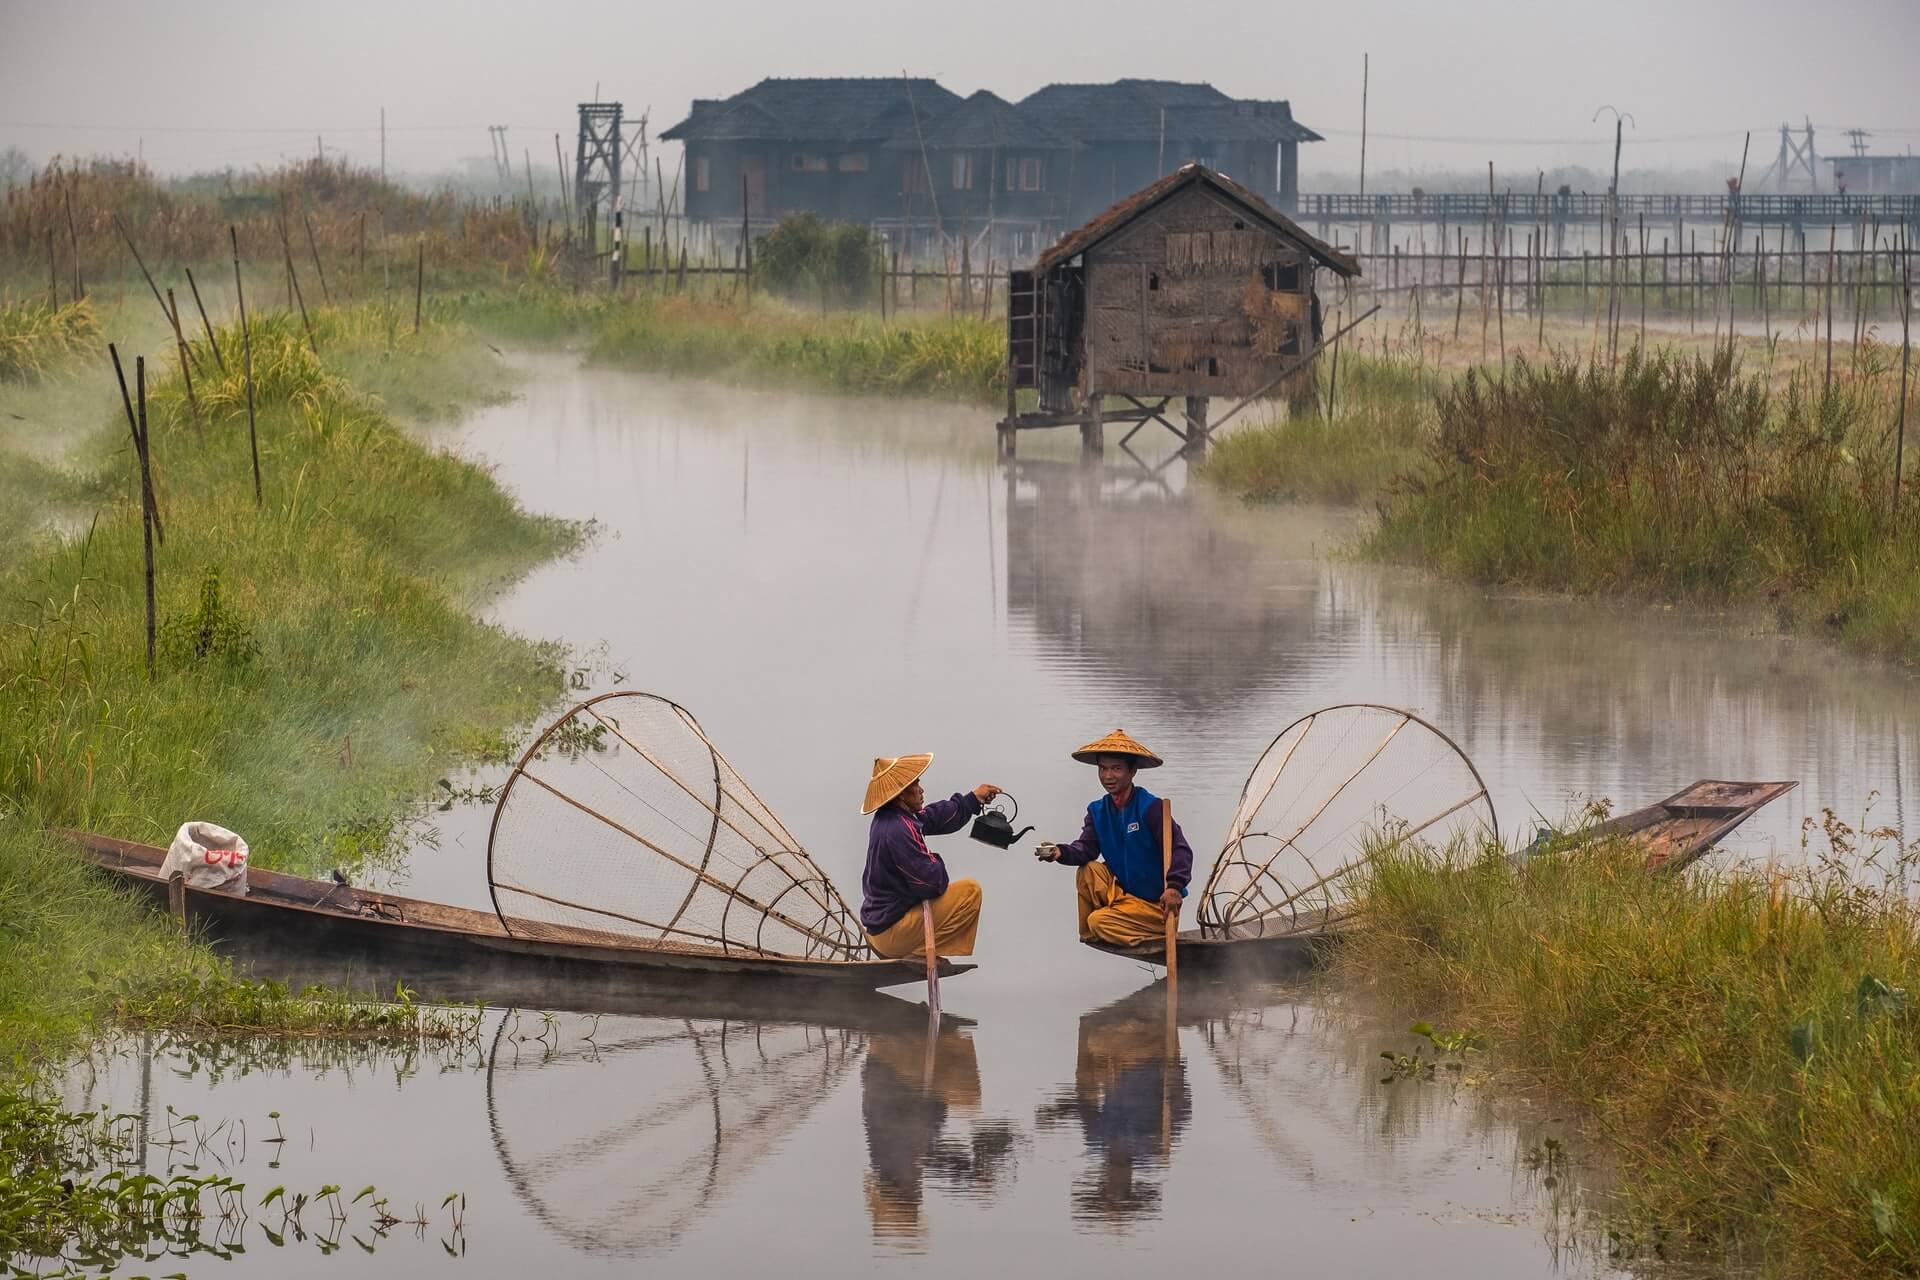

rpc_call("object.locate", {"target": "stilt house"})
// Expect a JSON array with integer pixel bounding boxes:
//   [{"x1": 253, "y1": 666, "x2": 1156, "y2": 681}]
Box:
[{"x1": 1008, "y1": 164, "x2": 1360, "y2": 418}]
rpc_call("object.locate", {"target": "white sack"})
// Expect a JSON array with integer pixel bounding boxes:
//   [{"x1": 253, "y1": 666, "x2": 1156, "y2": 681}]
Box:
[{"x1": 159, "y1": 821, "x2": 249, "y2": 891}]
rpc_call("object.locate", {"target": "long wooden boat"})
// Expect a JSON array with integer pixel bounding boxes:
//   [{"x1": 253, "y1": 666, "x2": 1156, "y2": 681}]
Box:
[
  {"x1": 1082, "y1": 906, "x2": 1353, "y2": 976},
  {"x1": 1586, "y1": 779, "x2": 1799, "y2": 871},
  {"x1": 67, "y1": 831, "x2": 971, "y2": 1013},
  {"x1": 1081, "y1": 778, "x2": 1800, "y2": 974}
]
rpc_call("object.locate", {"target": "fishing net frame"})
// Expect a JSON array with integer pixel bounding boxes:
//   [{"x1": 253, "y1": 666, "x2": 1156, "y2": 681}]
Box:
[
  {"x1": 1197, "y1": 703, "x2": 1497, "y2": 938},
  {"x1": 486, "y1": 691, "x2": 872, "y2": 960}
]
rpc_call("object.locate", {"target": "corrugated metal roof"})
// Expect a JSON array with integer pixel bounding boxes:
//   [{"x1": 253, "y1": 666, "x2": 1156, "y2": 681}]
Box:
[
  {"x1": 663, "y1": 79, "x2": 1324, "y2": 148},
  {"x1": 661, "y1": 78, "x2": 961, "y2": 143},
  {"x1": 1015, "y1": 81, "x2": 1318, "y2": 144},
  {"x1": 888, "y1": 90, "x2": 1074, "y2": 150},
  {"x1": 1034, "y1": 163, "x2": 1360, "y2": 276}
]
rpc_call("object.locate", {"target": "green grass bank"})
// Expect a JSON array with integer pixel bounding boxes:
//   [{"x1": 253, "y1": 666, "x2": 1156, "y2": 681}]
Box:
[
  {"x1": 1365, "y1": 346, "x2": 1919, "y2": 662},
  {"x1": 458, "y1": 287, "x2": 1007, "y2": 402},
  {"x1": 1338, "y1": 835, "x2": 1920, "y2": 1276},
  {"x1": 0, "y1": 301, "x2": 577, "y2": 1073}
]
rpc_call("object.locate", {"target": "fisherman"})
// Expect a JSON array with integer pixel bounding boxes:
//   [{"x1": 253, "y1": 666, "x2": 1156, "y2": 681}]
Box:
[
  {"x1": 860, "y1": 754, "x2": 1001, "y2": 960},
  {"x1": 1035, "y1": 731, "x2": 1192, "y2": 946}
]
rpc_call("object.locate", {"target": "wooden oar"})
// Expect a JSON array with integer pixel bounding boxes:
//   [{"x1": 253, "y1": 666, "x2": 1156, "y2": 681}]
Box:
[
  {"x1": 1162, "y1": 799, "x2": 1179, "y2": 998},
  {"x1": 922, "y1": 901, "x2": 940, "y2": 1018}
]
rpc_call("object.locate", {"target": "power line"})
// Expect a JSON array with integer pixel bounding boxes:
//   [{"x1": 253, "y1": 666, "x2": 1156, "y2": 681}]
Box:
[{"x1": 0, "y1": 120, "x2": 572, "y2": 135}]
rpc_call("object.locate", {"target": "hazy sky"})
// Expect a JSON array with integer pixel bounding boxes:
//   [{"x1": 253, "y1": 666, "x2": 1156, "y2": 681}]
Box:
[{"x1": 3, "y1": 0, "x2": 1917, "y2": 184}]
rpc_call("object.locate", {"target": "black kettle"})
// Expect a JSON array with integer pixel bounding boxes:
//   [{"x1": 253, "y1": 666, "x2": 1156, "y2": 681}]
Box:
[{"x1": 969, "y1": 793, "x2": 1034, "y2": 849}]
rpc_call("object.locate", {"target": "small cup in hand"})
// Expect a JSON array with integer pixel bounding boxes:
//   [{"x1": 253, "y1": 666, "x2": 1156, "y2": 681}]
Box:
[{"x1": 1034, "y1": 841, "x2": 1061, "y2": 862}]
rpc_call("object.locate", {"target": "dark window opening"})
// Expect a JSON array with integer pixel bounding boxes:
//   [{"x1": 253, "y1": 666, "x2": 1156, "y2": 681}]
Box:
[
  {"x1": 1148, "y1": 272, "x2": 1159, "y2": 291},
  {"x1": 1232, "y1": 219, "x2": 1246, "y2": 229},
  {"x1": 1263, "y1": 262, "x2": 1302, "y2": 291},
  {"x1": 1207, "y1": 356, "x2": 1219, "y2": 376}
]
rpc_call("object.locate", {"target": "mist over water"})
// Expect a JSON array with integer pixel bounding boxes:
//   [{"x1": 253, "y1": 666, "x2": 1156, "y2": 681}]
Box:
[{"x1": 52, "y1": 353, "x2": 1913, "y2": 1276}]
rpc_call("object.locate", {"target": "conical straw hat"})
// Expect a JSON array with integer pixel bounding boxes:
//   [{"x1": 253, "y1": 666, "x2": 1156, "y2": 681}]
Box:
[
  {"x1": 861, "y1": 753, "x2": 934, "y2": 814},
  {"x1": 1071, "y1": 729, "x2": 1163, "y2": 769}
]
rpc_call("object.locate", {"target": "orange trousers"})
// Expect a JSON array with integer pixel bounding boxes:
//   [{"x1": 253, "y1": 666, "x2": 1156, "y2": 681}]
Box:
[
  {"x1": 867, "y1": 879, "x2": 982, "y2": 960},
  {"x1": 1077, "y1": 861, "x2": 1175, "y2": 945}
]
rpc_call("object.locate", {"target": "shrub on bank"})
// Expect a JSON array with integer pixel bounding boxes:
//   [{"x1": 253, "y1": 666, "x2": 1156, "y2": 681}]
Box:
[
  {"x1": 753, "y1": 212, "x2": 881, "y2": 307},
  {"x1": 1370, "y1": 346, "x2": 1920, "y2": 661},
  {"x1": 1340, "y1": 831, "x2": 1920, "y2": 1274}
]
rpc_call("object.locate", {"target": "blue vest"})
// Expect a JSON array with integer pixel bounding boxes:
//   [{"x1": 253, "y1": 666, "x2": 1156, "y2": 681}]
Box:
[{"x1": 1090, "y1": 786, "x2": 1167, "y2": 902}]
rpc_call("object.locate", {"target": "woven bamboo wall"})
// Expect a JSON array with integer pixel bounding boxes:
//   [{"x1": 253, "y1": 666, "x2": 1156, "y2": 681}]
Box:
[{"x1": 1081, "y1": 185, "x2": 1313, "y2": 398}]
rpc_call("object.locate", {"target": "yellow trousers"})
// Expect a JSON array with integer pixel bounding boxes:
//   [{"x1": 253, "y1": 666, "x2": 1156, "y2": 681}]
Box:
[
  {"x1": 1077, "y1": 861, "x2": 1174, "y2": 946},
  {"x1": 867, "y1": 879, "x2": 982, "y2": 960}
]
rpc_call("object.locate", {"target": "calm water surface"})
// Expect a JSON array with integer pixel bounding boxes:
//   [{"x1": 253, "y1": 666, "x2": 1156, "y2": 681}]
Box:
[{"x1": 59, "y1": 353, "x2": 1918, "y2": 1277}]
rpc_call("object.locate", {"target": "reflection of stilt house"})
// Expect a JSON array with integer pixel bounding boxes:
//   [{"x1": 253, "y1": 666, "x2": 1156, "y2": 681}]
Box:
[{"x1": 1001, "y1": 164, "x2": 1359, "y2": 458}]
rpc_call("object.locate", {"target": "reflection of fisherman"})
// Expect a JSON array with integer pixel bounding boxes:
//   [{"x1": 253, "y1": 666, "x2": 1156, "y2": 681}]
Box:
[
  {"x1": 861, "y1": 1026, "x2": 983, "y2": 1243},
  {"x1": 1037, "y1": 999, "x2": 1191, "y2": 1223},
  {"x1": 1035, "y1": 731, "x2": 1192, "y2": 946},
  {"x1": 860, "y1": 754, "x2": 1002, "y2": 960}
]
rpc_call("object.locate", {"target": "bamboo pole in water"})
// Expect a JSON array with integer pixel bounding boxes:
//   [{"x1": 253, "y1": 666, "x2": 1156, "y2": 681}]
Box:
[
  {"x1": 110, "y1": 342, "x2": 164, "y2": 547},
  {"x1": 231, "y1": 227, "x2": 262, "y2": 506},
  {"x1": 138, "y1": 358, "x2": 156, "y2": 676},
  {"x1": 184, "y1": 267, "x2": 225, "y2": 374},
  {"x1": 1896, "y1": 235, "x2": 1912, "y2": 512},
  {"x1": 166, "y1": 289, "x2": 201, "y2": 432},
  {"x1": 64, "y1": 186, "x2": 84, "y2": 300},
  {"x1": 303, "y1": 212, "x2": 333, "y2": 306},
  {"x1": 277, "y1": 208, "x2": 318, "y2": 355}
]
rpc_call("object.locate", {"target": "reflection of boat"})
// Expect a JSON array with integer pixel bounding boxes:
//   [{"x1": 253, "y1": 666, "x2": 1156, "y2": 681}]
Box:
[
  {"x1": 485, "y1": 1001, "x2": 942, "y2": 1257},
  {"x1": 69, "y1": 831, "x2": 971, "y2": 1010},
  {"x1": 1583, "y1": 779, "x2": 1799, "y2": 871},
  {"x1": 1081, "y1": 909, "x2": 1345, "y2": 975}
]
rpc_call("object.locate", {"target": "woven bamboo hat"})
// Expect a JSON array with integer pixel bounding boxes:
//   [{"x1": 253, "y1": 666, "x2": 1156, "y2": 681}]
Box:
[
  {"x1": 861, "y1": 753, "x2": 934, "y2": 815},
  {"x1": 1071, "y1": 730, "x2": 1163, "y2": 769}
]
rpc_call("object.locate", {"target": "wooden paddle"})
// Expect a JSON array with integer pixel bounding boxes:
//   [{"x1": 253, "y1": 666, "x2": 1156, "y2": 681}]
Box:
[
  {"x1": 921, "y1": 900, "x2": 940, "y2": 1018},
  {"x1": 1162, "y1": 799, "x2": 1179, "y2": 991}
]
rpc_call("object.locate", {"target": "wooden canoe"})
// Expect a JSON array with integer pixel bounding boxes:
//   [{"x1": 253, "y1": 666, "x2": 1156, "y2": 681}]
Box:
[
  {"x1": 1082, "y1": 905, "x2": 1353, "y2": 976},
  {"x1": 1586, "y1": 779, "x2": 1799, "y2": 871},
  {"x1": 66, "y1": 831, "x2": 971, "y2": 1012}
]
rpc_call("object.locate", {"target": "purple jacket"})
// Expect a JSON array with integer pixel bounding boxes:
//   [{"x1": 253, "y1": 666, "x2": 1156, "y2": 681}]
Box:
[
  {"x1": 1052, "y1": 794, "x2": 1194, "y2": 898},
  {"x1": 860, "y1": 791, "x2": 983, "y2": 934}
]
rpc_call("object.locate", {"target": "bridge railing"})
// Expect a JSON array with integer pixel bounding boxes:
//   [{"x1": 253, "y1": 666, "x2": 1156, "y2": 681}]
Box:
[{"x1": 1297, "y1": 192, "x2": 1920, "y2": 225}]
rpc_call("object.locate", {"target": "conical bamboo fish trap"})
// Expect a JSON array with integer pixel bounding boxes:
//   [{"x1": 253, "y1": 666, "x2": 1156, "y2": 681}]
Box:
[
  {"x1": 486, "y1": 1011, "x2": 863, "y2": 1255},
  {"x1": 486, "y1": 691, "x2": 870, "y2": 959},
  {"x1": 1198, "y1": 704, "x2": 1497, "y2": 937}
]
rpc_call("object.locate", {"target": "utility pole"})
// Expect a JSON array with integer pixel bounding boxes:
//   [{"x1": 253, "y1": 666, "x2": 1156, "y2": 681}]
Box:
[
  {"x1": 380, "y1": 107, "x2": 386, "y2": 184},
  {"x1": 1358, "y1": 52, "x2": 1369, "y2": 199}
]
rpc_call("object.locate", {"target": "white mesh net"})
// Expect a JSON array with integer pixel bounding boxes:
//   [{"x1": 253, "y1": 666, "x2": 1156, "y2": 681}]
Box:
[
  {"x1": 1198, "y1": 704, "x2": 1497, "y2": 937},
  {"x1": 487, "y1": 691, "x2": 869, "y2": 959}
]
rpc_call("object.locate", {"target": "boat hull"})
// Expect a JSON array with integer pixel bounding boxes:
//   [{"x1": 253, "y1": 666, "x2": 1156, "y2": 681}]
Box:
[{"x1": 67, "y1": 832, "x2": 969, "y2": 1015}]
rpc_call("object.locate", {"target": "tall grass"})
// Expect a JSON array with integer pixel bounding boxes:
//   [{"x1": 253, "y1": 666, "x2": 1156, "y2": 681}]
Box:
[
  {"x1": 1369, "y1": 345, "x2": 1920, "y2": 661},
  {"x1": 3, "y1": 156, "x2": 532, "y2": 296},
  {"x1": 1204, "y1": 353, "x2": 1437, "y2": 503},
  {"x1": 0, "y1": 305, "x2": 577, "y2": 1071},
  {"x1": 0, "y1": 296, "x2": 99, "y2": 380},
  {"x1": 1339, "y1": 831, "x2": 1920, "y2": 1275},
  {"x1": 458, "y1": 288, "x2": 1008, "y2": 402},
  {"x1": 589, "y1": 297, "x2": 1006, "y2": 399}
]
